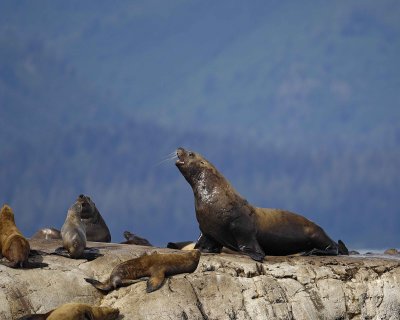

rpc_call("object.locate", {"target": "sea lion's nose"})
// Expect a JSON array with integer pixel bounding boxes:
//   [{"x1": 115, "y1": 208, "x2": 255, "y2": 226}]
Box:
[
  {"x1": 78, "y1": 194, "x2": 85, "y2": 199},
  {"x1": 177, "y1": 148, "x2": 185, "y2": 157}
]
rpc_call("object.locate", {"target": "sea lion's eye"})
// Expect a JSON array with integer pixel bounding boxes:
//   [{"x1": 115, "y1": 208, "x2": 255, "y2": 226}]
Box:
[{"x1": 189, "y1": 152, "x2": 194, "y2": 157}]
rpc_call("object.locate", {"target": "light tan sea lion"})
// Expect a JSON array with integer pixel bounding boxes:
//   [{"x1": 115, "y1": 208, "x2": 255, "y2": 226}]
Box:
[
  {"x1": 175, "y1": 147, "x2": 349, "y2": 262},
  {"x1": 85, "y1": 250, "x2": 201, "y2": 293},
  {"x1": 17, "y1": 302, "x2": 119, "y2": 320},
  {"x1": 31, "y1": 227, "x2": 61, "y2": 240},
  {"x1": 0, "y1": 204, "x2": 30, "y2": 268}
]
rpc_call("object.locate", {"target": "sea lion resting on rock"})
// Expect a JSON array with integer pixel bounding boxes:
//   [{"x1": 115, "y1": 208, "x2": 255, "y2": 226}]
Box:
[
  {"x1": 75, "y1": 194, "x2": 111, "y2": 242},
  {"x1": 175, "y1": 148, "x2": 348, "y2": 262},
  {"x1": 17, "y1": 302, "x2": 119, "y2": 320},
  {"x1": 61, "y1": 203, "x2": 86, "y2": 259},
  {"x1": 31, "y1": 227, "x2": 61, "y2": 240},
  {"x1": 120, "y1": 230, "x2": 152, "y2": 246},
  {"x1": 85, "y1": 250, "x2": 201, "y2": 293},
  {"x1": 0, "y1": 205, "x2": 30, "y2": 268}
]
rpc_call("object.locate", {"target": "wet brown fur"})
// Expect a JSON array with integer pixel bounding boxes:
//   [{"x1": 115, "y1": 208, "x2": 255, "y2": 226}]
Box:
[
  {"x1": 175, "y1": 148, "x2": 348, "y2": 261},
  {"x1": 85, "y1": 250, "x2": 201, "y2": 293},
  {"x1": 0, "y1": 205, "x2": 30, "y2": 268}
]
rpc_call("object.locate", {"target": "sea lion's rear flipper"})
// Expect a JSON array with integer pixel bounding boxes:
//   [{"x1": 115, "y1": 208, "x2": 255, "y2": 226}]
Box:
[
  {"x1": 84, "y1": 278, "x2": 113, "y2": 293},
  {"x1": 338, "y1": 240, "x2": 349, "y2": 255},
  {"x1": 302, "y1": 244, "x2": 339, "y2": 256},
  {"x1": 146, "y1": 269, "x2": 166, "y2": 293},
  {"x1": 120, "y1": 277, "x2": 149, "y2": 288},
  {"x1": 52, "y1": 247, "x2": 70, "y2": 258},
  {"x1": 194, "y1": 234, "x2": 222, "y2": 253}
]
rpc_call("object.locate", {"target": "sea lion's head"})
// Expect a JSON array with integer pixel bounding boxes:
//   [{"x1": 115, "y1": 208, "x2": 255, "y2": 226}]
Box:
[
  {"x1": 175, "y1": 148, "x2": 222, "y2": 188},
  {"x1": 75, "y1": 194, "x2": 97, "y2": 219},
  {"x1": 0, "y1": 204, "x2": 15, "y2": 223}
]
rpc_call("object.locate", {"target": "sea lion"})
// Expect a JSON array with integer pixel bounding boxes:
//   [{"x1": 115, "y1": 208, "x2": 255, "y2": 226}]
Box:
[
  {"x1": 120, "y1": 230, "x2": 152, "y2": 246},
  {"x1": 384, "y1": 248, "x2": 399, "y2": 255},
  {"x1": 85, "y1": 249, "x2": 201, "y2": 293},
  {"x1": 175, "y1": 147, "x2": 349, "y2": 262},
  {"x1": 31, "y1": 227, "x2": 61, "y2": 240},
  {"x1": 61, "y1": 203, "x2": 86, "y2": 259},
  {"x1": 167, "y1": 241, "x2": 196, "y2": 250},
  {"x1": 17, "y1": 302, "x2": 119, "y2": 320},
  {"x1": 0, "y1": 205, "x2": 30, "y2": 268},
  {"x1": 75, "y1": 194, "x2": 111, "y2": 242}
]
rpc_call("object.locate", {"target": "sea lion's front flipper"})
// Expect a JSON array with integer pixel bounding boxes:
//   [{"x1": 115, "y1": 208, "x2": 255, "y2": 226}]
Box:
[
  {"x1": 230, "y1": 215, "x2": 265, "y2": 262},
  {"x1": 338, "y1": 240, "x2": 349, "y2": 255},
  {"x1": 146, "y1": 269, "x2": 166, "y2": 293},
  {"x1": 194, "y1": 234, "x2": 222, "y2": 253}
]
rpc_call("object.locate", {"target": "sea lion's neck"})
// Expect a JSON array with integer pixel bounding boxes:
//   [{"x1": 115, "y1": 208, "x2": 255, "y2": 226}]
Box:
[{"x1": 191, "y1": 168, "x2": 235, "y2": 204}]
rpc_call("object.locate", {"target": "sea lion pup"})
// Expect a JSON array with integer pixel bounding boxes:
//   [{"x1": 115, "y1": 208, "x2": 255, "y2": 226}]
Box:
[
  {"x1": 120, "y1": 230, "x2": 152, "y2": 246},
  {"x1": 31, "y1": 227, "x2": 61, "y2": 240},
  {"x1": 75, "y1": 194, "x2": 111, "y2": 242},
  {"x1": 85, "y1": 249, "x2": 201, "y2": 293},
  {"x1": 0, "y1": 205, "x2": 30, "y2": 268},
  {"x1": 175, "y1": 147, "x2": 349, "y2": 262},
  {"x1": 61, "y1": 203, "x2": 86, "y2": 259},
  {"x1": 17, "y1": 302, "x2": 119, "y2": 320}
]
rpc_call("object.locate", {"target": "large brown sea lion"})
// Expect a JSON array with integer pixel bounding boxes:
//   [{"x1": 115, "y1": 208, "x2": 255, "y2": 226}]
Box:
[
  {"x1": 17, "y1": 302, "x2": 119, "y2": 320},
  {"x1": 0, "y1": 205, "x2": 30, "y2": 268},
  {"x1": 75, "y1": 194, "x2": 111, "y2": 242},
  {"x1": 120, "y1": 230, "x2": 152, "y2": 246},
  {"x1": 60, "y1": 203, "x2": 87, "y2": 259},
  {"x1": 85, "y1": 250, "x2": 201, "y2": 293},
  {"x1": 175, "y1": 148, "x2": 348, "y2": 262}
]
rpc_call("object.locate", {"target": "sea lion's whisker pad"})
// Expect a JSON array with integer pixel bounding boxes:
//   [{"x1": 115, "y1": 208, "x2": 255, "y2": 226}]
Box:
[{"x1": 175, "y1": 147, "x2": 349, "y2": 261}]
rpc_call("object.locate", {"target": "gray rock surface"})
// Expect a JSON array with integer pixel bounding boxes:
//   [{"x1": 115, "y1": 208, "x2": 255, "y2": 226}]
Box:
[{"x1": 1, "y1": 239, "x2": 399, "y2": 319}]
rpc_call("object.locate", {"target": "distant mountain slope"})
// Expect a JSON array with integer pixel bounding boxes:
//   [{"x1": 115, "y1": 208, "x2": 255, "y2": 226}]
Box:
[{"x1": 1, "y1": 1, "x2": 398, "y2": 145}]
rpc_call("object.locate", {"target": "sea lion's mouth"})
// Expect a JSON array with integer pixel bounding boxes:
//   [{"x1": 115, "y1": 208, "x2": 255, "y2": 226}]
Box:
[{"x1": 176, "y1": 147, "x2": 186, "y2": 166}]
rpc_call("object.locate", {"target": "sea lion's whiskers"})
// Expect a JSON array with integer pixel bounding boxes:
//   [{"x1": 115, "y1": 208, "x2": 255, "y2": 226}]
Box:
[{"x1": 155, "y1": 154, "x2": 178, "y2": 166}]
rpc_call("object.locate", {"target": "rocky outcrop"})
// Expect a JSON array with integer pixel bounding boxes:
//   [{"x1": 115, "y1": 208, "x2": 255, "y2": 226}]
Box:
[{"x1": 1, "y1": 239, "x2": 399, "y2": 319}]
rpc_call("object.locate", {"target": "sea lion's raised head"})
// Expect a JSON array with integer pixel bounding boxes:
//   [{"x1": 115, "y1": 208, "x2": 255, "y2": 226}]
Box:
[
  {"x1": 176, "y1": 148, "x2": 216, "y2": 181},
  {"x1": 176, "y1": 147, "x2": 229, "y2": 200},
  {"x1": 76, "y1": 194, "x2": 97, "y2": 219},
  {"x1": 0, "y1": 204, "x2": 15, "y2": 222}
]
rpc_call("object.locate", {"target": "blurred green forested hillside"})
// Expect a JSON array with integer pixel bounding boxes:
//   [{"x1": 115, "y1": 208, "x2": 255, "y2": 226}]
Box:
[{"x1": 0, "y1": 0, "x2": 399, "y2": 248}]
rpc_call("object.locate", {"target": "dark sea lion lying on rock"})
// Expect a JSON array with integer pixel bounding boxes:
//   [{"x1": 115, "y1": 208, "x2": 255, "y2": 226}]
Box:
[
  {"x1": 85, "y1": 250, "x2": 201, "y2": 293},
  {"x1": 120, "y1": 230, "x2": 152, "y2": 246},
  {"x1": 0, "y1": 205, "x2": 31, "y2": 268},
  {"x1": 175, "y1": 147, "x2": 348, "y2": 262}
]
